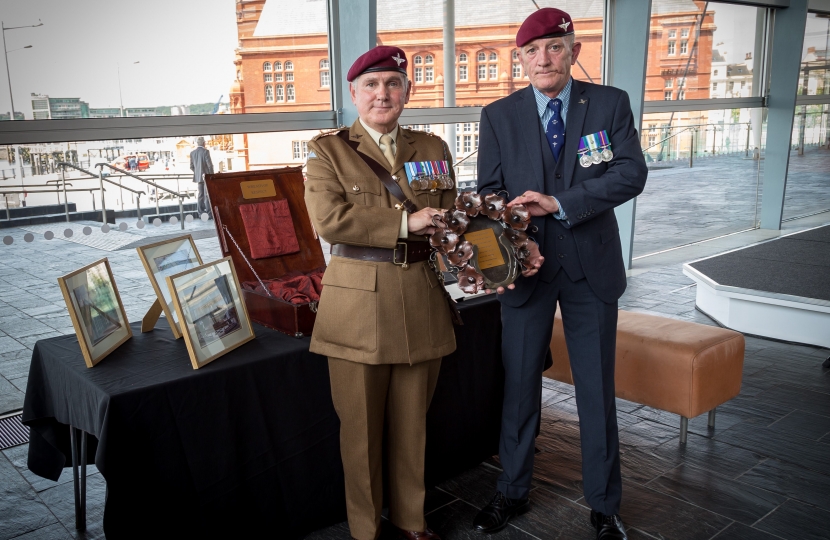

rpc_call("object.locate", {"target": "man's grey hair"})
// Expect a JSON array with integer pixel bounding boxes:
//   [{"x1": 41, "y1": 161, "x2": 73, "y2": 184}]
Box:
[{"x1": 196, "y1": 136, "x2": 206, "y2": 147}]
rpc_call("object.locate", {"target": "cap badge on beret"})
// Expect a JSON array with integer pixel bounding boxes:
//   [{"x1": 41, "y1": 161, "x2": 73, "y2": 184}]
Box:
[
  {"x1": 558, "y1": 19, "x2": 571, "y2": 32},
  {"x1": 392, "y1": 53, "x2": 405, "y2": 66}
]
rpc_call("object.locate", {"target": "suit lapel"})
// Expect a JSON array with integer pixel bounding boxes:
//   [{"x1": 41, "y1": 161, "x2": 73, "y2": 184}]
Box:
[
  {"x1": 516, "y1": 86, "x2": 546, "y2": 194},
  {"x1": 394, "y1": 128, "x2": 417, "y2": 174},
  {"x1": 563, "y1": 80, "x2": 587, "y2": 189}
]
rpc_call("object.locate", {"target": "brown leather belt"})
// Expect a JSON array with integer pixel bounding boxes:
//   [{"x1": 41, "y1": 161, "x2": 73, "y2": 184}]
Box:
[{"x1": 331, "y1": 241, "x2": 432, "y2": 266}]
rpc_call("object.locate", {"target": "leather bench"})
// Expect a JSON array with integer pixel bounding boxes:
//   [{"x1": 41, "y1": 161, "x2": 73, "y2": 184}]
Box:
[{"x1": 542, "y1": 306, "x2": 745, "y2": 444}]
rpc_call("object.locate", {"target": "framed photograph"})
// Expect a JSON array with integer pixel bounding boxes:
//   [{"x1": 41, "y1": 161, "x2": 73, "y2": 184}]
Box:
[
  {"x1": 166, "y1": 257, "x2": 255, "y2": 369},
  {"x1": 57, "y1": 258, "x2": 132, "y2": 368},
  {"x1": 136, "y1": 235, "x2": 203, "y2": 338}
]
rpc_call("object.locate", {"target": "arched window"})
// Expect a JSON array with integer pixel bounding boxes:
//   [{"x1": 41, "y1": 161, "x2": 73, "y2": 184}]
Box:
[
  {"x1": 489, "y1": 52, "x2": 498, "y2": 61},
  {"x1": 265, "y1": 85, "x2": 274, "y2": 103},
  {"x1": 320, "y1": 59, "x2": 329, "y2": 69},
  {"x1": 459, "y1": 53, "x2": 467, "y2": 63},
  {"x1": 425, "y1": 54, "x2": 434, "y2": 64},
  {"x1": 477, "y1": 52, "x2": 486, "y2": 62},
  {"x1": 263, "y1": 62, "x2": 272, "y2": 72},
  {"x1": 276, "y1": 85, "x2": 284, "y2": 102},
  {"x1": 274, "y1": 61, "x2": 282, "y2": 70},
  {"x1": 285, "y1": 61, "x2": 294, "y2": 71},
  {"x1": 414, "y1": 55, "x2": 423, "y2": 65},
  {"x1": 512, "y1": 50, "x2": 519, "y2": 60},
  {"x1": 287, "y1": 84, "x2": 295, "y2": 102}
]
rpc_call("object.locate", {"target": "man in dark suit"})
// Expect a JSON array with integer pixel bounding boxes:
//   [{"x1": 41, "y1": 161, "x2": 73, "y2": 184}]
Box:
[{"x1": 472, "y1": 8, "x2": 647, "y2": 540}]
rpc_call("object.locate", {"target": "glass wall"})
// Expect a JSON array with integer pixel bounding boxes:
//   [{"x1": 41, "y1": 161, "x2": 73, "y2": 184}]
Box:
[
  {"x1": 633, "y1": 108, "x2": 767, "y2": 258},
  {"x1": 0, "y1": 0, "x2": 331, "y2": 121},
  {"x1": 645, "y1": 1, "x2": 764, "y2": 102},
  {"x1": 377, "y1": 0, "x2": 605, "y2": 109},
  {"x1": 797, "y1": 12, "x2": 830, "y2": 96}
]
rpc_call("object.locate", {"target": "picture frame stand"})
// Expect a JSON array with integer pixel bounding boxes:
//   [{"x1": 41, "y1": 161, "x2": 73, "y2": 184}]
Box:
[{"x1": 141, "y1": 299, "x2": 164, "y2": 333}]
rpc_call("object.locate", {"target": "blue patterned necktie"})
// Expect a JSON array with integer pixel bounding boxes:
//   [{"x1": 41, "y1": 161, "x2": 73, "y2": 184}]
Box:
[{"x1": 545, "y1": 98, "x2": 565, "y2": 162}]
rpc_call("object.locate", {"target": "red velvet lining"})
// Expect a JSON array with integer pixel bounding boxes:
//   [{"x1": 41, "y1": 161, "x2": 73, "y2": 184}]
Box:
[
  {"x1": 243, "y1": 267, "x2": 325, "y2": 305},
  {"x1": 239, "y1": 199, "x2": 301, "y2": 259}
]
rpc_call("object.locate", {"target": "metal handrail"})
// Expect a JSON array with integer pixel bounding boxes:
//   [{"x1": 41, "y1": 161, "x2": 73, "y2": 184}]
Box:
[
  {"x1": 57, "y1": 162, "x2": 145, "y2": 224},
  {"x1": 95, "y1": 163, "x2": 186, "y2": 229},
  {"x1": 642, "y1": 127, "x2": 696, "y2": 153}
]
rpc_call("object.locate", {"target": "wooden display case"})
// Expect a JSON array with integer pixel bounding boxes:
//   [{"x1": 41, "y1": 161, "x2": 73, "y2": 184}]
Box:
[{"x1": 205, "y1": 167, "x2": 325, "y2": 337}]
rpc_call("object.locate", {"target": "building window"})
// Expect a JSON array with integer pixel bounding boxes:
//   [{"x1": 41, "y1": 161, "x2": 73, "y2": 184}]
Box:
[
  {"x1": 512, "y1": 49, "x2": 519, "y2": 60},
  {"x1": 459, "y1": 53, "x2": 467, "y2": 63},
  {"x1": 712, "y1": 82, "x2": 718, "y2": 91},
  {"x1": 489, "y1": 52, "x2": 497, "y2": 61},
  {"x1": 414, "y1": 55, "x2": 423, "y2": 65},
  {"x1": 474, "y1": 135, "x2": 479, "y2": 150},
  {"x1": 275, "y1": 73, "x2": 283, "y2": 82},
  {"x1": 425, "y1": 66, "x2": 434, "y2": 83},
  {"x1": 274, "y1": 61, "x2": 282, "y2": 71},
  {"x1": 648, "y1": 135, "x2": 656, "y2": 147},
  {"x1": 320, "y1": 70, "x2": 330, "y2": 88},
  {"x1": 680, "y1": 40, "x2": 688, "y2": 55},
  {"x1": 285, "y1": 61, "x2": 293, "y2": 71},
  {"x1": 456, "y1": 135, "x2": 461, "y2": 154},
  {"x1": 320, "y1": 59, "x2": 329, "y2": 70},
  {"x1": 292, "y1": 141, "x2": 308, "y2": 160},
  {"x1": 263, "y1": 62, "x2": 272, "y2": 72},
  {"x1": 264, "y1": 73, "x2": 272, "y2": 82},
  {"x1": 665, "y1": 79, "x2": 673, "y2": 88},
  {"x1": 265, "y1": 85, "x2": 274, "y2": 103},
  {"x1": 668, "y1": 29, "x2": 676, "y2": 38},
  {"x1": 677, "y1": 89, "x2": 685, "y2": 100},
  {"x1": 463, "y1": 123, "x2": 471, "y2": 132},
  {"x1": 512, "y1": 63, "x2": 521, "y2": 78},
  {"x1": 741, "y1": 81, "x2": 746, "y2": 89},
  {"x1": 286, "y1": 72, "x2": 294, "y2": 82},
  {"x1": 464, "y1": 135, "x2": 472, "y2": 153},
  {"x1": 415, "y1": 67, "x2": 423, "y2": 83},
  {"x1": 276, "y1": 84, "x2": 284, "y2": 102},
  {"x1": 668, "y1": 41, "x2": 676, "y2": 56},
  {"x1": 489, "y1": 64, "x2": 497, "y2": 79},
  {"x1": 664, "y1": 91, "x2": 672, "y2": 100},
  {"x1": 713, "y1": 69, "x2": 719, "y2": 76},
  {"x1": 681, "y1": 28, "x2": 689, "y2": 38},
  {"x1": 459, "y1": 65, "x2": 468, "y2": 81},
  {"x1": 236, "y1": 70, "x2": 242, "y2": 80},
  {"x1": 287, "y1": 84, "x2": 295, "y2": 102},
  {"x1": 425, "y1": 54, "x2": 434, "y2": 64},
  {"x1": 478, "y1": 64, "x2": 486, "y2": 80},
  {"x1": 728, "y1": 81, "x2": 734, "y2": 91}
]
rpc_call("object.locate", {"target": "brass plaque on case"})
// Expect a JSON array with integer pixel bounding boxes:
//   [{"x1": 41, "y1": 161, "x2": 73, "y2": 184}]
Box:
[
  {"x1": 464, "y1": 229, "x2": 506, "y2": 270},
  {"x1": 240, "y1": 179, "x2": 277, "y2": 199}
]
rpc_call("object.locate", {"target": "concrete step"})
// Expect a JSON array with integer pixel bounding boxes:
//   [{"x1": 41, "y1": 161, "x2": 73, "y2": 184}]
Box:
[
  {"x1": 0, "y1": 203, "x2": 79, "y2": 219},
  {"x1": 0, "y1": 210, "x2": 116, "y2": 229}
]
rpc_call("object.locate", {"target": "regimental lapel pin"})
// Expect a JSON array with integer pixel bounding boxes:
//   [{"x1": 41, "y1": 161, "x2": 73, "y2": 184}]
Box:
[
  {"x1": 579, "y1": 99, "x2": 587, "y2": 105},
  {"x1": 392, "y1": 53, "x2": 405, "y2": 66},
  {"x1": 559, "y1": 18, "x2": 571, "y2": 32}
]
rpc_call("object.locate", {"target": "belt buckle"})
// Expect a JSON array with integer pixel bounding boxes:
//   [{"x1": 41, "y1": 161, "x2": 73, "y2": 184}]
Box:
[{"x1": 393, "y1": 241, "x2": 409, "y2": 269}]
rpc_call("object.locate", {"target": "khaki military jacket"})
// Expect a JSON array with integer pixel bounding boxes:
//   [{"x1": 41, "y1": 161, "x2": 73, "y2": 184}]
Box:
[{"x1": 305, "y1": 119, "x2": 457, "y2": 365}]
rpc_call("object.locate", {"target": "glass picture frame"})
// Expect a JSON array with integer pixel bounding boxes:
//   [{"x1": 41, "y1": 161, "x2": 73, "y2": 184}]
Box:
[
  {"x1": 57, "y1": 258, "x2": 132, "y2": 368},
  {"x1": 136, "y1": 235, "x2": 204, "y2": 338},
  {"x1": 166, "y1": 257, "x2": 255, "y2": 369}
]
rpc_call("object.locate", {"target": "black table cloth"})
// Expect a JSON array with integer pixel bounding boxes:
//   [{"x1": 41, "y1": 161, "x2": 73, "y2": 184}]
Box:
[{"x1": 23, "y1": 295, "x2": 504, "y2": 538}]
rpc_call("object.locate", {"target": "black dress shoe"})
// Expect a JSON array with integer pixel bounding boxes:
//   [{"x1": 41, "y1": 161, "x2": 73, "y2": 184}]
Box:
[
  {"x1": 590, "y1": 510, "x2": 628, "y2": 540},
  {"x1": 472, "y1": 491, "x2": 530, "y2": 533}
]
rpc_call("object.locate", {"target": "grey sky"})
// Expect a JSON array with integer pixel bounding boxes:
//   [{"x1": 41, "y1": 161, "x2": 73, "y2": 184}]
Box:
[{"x1": 1, "y1": 0, "x2": 238, "y2": 118}]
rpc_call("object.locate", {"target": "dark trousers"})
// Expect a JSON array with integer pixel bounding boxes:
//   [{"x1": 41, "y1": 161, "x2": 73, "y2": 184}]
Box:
[
  {"x1": 497, "y1": 268, "x2": 622, "y2": 515},
  {"x1": 196, "y1": 180, "x2": 212, "y2": 217}
]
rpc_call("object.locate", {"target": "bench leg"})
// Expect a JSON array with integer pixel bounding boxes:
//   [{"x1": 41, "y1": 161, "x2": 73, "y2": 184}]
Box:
[
  {"x1": 708, "y1": 408, "x2": 717, "y2": 429},
  {"x1": 680, "y1": 416, "x2": 688, "y2": 445}
]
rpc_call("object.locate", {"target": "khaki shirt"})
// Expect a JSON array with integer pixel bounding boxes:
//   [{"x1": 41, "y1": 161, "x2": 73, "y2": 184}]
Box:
[{"x1": 305, "y1": 119, "x2": 457, "y2": 365}]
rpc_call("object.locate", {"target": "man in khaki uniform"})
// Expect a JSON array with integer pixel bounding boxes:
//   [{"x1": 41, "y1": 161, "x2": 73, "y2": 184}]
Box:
[{"x1": 304, "y1": 46, "x2": 457, "y2": 540}]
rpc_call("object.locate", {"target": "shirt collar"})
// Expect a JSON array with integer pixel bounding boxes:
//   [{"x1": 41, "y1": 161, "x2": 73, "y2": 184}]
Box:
[
  {"x1": 359, "y1": 118, "x2": 399, "y2": 148},
  {"x1": 533, "y1": 77, "x2": 573, "y2": 118}
]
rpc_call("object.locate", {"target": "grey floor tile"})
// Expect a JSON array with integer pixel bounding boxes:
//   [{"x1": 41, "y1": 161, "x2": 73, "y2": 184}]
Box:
[
  {"x1": 37, "y1": 473, "x2": 107, "y2": 540},
  {"x1": 714, "y1": 423, "x2": 830, "y2": 476},
  {"x1": 711, "y1": 522, "x2": 787, "y2": 540},
  {"x1": 754, "y1": 499, "x2": 830, "y2": 540},
  {"x1": 766, "y1": 410, "x2": 830, "y2": 441},
  {"x1": 0, "y1": 453, "x2": 58, "y2": 539},
  {"x1": 10, "y1": 523, "x2": 73, "y2": 540},
  {"x1": 0, "y1": 375, "x2": 25, "y2": 415},
  {"x1": 421, "y1": 500, "x2": 540, "y2": 540},
  {"x1": 652, "y1": 432, "x2": 765, "y2": 480},
  {"x1": 739, "y1": 458, "x2": 830, "y2": 514}
]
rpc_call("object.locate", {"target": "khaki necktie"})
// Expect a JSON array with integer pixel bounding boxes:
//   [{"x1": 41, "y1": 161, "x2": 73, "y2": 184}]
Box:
[{"x1": 380, "y1": 134, "x2": 395, "y2": 166}]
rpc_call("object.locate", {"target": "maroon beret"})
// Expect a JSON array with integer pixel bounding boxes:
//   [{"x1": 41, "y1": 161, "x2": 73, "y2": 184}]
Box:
[
  {"x1": 347, "y1": 46, "x2": 408, "y2": 82},
  {"x1": 516, "y1": 8, "x2": 575, "y2": 48}
]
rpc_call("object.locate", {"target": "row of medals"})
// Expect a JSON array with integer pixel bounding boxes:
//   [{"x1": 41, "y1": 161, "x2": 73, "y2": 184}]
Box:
[
  {"x1": 579, "y1": 147, "x2": 614, "y2": 168},
  {"x1": 409, "y1": 174, "x2": 454, "y2": 191}
]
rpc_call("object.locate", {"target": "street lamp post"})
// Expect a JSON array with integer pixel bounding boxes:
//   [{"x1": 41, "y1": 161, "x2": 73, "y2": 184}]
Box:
[
  {"x1": 2, "y1": 19, "x2": 43, "y2": 207},
  {"x1": 117, "y1": 60, "x2": 139, "y2": 117}
]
